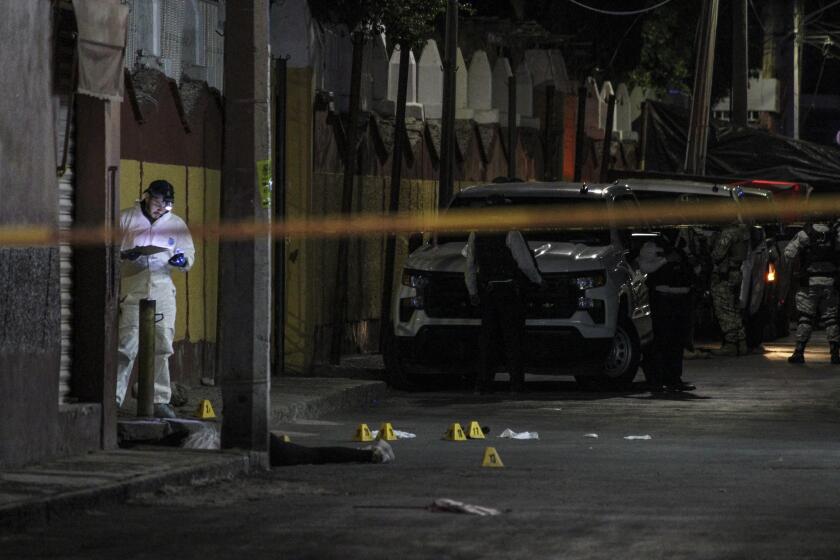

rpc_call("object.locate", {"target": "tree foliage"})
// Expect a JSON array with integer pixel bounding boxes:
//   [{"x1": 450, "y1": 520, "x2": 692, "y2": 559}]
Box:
[
  {"x1": 628, "y1": 2, "x2": 699, "y2": 96},
  {"x1": 308, "y1": 0, "x2": 388, "y2": 36},
  {"x1": 381, "y1": 0, "x2": 451, "y2": 53}
]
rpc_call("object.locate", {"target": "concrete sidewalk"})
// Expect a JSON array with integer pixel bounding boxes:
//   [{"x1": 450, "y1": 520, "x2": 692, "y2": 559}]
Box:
[{"x1": 0, "y1": 376, "x2": 386, "y2": 532}]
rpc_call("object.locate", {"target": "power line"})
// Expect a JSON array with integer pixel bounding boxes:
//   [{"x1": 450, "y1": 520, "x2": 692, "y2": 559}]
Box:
[
  {"x1": 804, "y1": 0, "x2": 840, "y2": 26},
  {"x1": 565, "y1": 0, "x2": 676, "y2": 17}
]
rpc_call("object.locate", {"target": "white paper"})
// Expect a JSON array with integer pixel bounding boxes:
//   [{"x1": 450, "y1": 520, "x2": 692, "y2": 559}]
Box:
[
  {"x1": 583, "y1": 433, "x2": 599, "y2": 439},
  {"x1": 371, "y1": 429, "x2": 416, "y2": 439},
  {"x1": 624, "y1": 435, "x2": 652, "y2": 440},
  {"x1": 499, "y1": 428, "x2": 539, "y2": 440}
]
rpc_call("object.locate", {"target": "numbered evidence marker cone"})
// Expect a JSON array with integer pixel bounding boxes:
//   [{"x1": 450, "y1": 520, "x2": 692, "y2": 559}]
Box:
[
  {"x1": 482, "y1": 447, "x2": 504, "y2": 468},
  {"x1": 354, "y1": 423, "x2": 374, "y2": 442},
  {"x1": 196, "y1": 399, "x2": 216, "y2": 420},
  {"x1": 467, "y1": 421, "x2": 485, "y2": 439},
  {"x1": 444, "y1": 422, "x2": 467, "y2": 441},
  {"x1": 378, "y1": 422, "x2": 398, "y2": 441}
]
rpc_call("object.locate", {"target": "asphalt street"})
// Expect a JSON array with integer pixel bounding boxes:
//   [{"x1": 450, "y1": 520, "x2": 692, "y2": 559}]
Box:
[{"x1": 4, "y1": 335, "x2": 840, "y2": 559}]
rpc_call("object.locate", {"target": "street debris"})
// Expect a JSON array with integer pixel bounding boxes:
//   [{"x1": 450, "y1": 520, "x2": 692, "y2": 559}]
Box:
[
  {"x1": 499, "y1": 428, "x2": 539, "y2": 440},
  {"x1": 624, "y1": 435, "x2": 653, "y2": 440},
  {"x1": 583, "y1": 433, "x2": 599, "y2": 439},
  {"x1": 371, "y1": 429, "x2": 416, "y2": 439},
  {"x1": 428, "y1": 498, "x2": 501, "y2": 516},
  {"x1": 182, "y1": 425, "x2": 220, "y2": 450}
]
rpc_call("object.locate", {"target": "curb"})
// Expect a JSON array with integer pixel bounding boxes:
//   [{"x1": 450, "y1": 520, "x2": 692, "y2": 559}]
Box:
[
  {"x1": 0, "y1": 450, "x2": 252, "y2": 533},
  {"x1": 272, "y1": 379, "x2": 387, "y2": 424}
]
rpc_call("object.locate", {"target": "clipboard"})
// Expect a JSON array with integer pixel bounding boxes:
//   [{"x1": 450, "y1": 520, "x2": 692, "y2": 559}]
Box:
[{"x1": 131, "y1": 245, "x2": 170, "y2": 256}]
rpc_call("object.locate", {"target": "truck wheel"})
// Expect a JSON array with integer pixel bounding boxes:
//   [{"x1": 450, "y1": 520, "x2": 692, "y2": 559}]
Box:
[
  {"x1": 382, "y1": 323, "x2": 416, "y2": 391},
  {"x1": 602, "y1": 316, "x2": 640, "y2": 387}
]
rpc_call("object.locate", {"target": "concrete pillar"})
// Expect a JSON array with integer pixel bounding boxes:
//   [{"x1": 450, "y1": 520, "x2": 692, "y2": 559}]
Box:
[
  {"x1": 516, "y1": 61, "x2": 540, "y2": 128},
  {"x1": 370, "y1": 33, "x2": 389, "y2": 104},
  {"x1": 525, "y1": 49, "x2": 554, "y2": 87},
  {"x1": 585, "y1": 76, "x2": 605, "y2": 139},
  {"x1": 629, "y1": 85, "x2": 651, "y2": 124},
  {"x1": 219, "y1": 0, "x2": 272, "y2": 461},
  {"x1": 614, "y1": 83, "x2": 636, "y2": 140},
  {"x1": 73, "y1": 96, "x2": 120, "y2": 451},
  {"x1": 599, "y1": 81, "x2": 615, "y2": 130},
  {"x1": 492, "y1": 56, "x2": 513, "y2": 123},
  {"x1": 385, "y1": 45, "x2": 423, "y2": 120},
  {"x1": 324, "y1": 26, "x2": 353, "y2": 112},
  {"x1": 269, "y1": 0, "x2": 315, "y2": 69},
  {"x1": 359, "y1": 32, "x2": 387, "y2": 113},
  {"x1": 417, "y1": 39, "x2": 443, "y2": 119},
  {"x1": 455, "y1": 48, "x2": 473, "y2": 120},
  {"x1": 549, "y1": 49, "x2": 575, "y2": 94},
  {"x1": 468, "y1": 50, "x2": 498, "y2": 123}
]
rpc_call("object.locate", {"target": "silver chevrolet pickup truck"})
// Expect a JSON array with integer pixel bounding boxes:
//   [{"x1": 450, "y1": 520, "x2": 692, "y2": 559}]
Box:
[{"x1": 384, "y1": 181, "x2": 653, "y2": 389}]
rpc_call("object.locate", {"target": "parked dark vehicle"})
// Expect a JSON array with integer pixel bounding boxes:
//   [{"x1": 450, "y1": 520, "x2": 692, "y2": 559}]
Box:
[{"x1": 616, "y1": 178, "x2": 791, "y2": 342}]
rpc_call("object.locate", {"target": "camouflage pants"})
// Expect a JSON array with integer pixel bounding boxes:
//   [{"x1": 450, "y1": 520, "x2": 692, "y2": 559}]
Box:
[
  {"x1": 711, "y1": 272, "x2": 745, "y2": 344},
  {"x1": 795, "y1": 284, "x2": 840, "y2": 344}
]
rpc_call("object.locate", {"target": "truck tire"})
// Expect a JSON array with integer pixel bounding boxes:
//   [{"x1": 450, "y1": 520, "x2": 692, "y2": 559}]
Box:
[{"x1": 601, "y1": 315, "x2": 641, "y2": 387}]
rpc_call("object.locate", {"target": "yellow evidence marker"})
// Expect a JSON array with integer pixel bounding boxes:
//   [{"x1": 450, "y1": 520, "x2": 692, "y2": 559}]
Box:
[
  {"x1": 354, "y1": 423, "x2": 374, "y2": 442},
  {"x1": 196, "y1": 399, "x2": 216, "y2": 420},
  {"x1": 378, "y1": 422, "x2": 398, "y2": 441},
  {"x1": 467, "y1": 421, "x2": 485, "y2": 439},
  {"x1": 444, "y1": 422, "x2": 467, "y2": 441},
  {"x1": 481, "y1": 447, "x2": 504, "y2": 468}
]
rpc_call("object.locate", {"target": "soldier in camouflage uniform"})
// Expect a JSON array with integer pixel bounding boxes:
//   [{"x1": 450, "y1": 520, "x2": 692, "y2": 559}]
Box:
[
  {"x1": 710, "y1": 222, "x2": 751, "y2": 356},
  {"x1": 784, "y1": 221, "x2": 840, "y2": 364}
]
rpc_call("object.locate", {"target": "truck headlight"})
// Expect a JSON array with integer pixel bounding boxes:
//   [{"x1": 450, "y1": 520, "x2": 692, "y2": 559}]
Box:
[
  {"x1": 399, "y1": 296, "x2": 425, "y2": 322},
  {"x1": 401, "y1": 270, "x2": 429, "y2": 289},
  {"x1": 575, "y1": 273, "x2": 606, "y2": 290}
]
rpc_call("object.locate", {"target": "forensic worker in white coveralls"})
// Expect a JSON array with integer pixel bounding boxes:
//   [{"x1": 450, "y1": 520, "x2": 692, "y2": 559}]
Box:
[{"x1": 116, "y1": 180, "x2": 195, "y2": 418}]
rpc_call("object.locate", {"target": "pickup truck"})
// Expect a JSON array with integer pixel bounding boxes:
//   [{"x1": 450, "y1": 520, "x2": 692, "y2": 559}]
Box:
[{"x1": 384, "y1": 181, "x2": 653, "y2": 389}]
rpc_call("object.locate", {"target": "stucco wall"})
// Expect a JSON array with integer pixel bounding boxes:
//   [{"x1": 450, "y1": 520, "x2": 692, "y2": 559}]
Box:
[{"x1": 0, "y1": 0, "x2": 61, "y2": 468}]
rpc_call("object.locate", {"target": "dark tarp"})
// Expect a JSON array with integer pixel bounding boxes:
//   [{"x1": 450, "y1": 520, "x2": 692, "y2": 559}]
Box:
[{"x1": 644, "y1": 101, "x2": 840, "y2": 192}]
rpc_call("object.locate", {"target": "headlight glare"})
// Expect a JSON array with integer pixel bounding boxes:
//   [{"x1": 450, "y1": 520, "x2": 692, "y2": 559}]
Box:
[
  {"x1": 575, "y1": 273, "x2": 606, "y2": 290},
  {"x1": 401, "y1": 271, "x2": 429, "y2": 289}
]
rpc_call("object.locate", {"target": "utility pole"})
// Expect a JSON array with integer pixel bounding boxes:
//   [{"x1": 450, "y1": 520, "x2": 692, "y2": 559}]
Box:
[
  {"x1": 792, "y1": 0, "x2": 803, "y2": 139},
  {"x1": 684, "y1": 0, "x2": 720, "y2": 175},
  {"x1": 599, "y1": 94, "x2": 615, "y2": 182},
  {"x1": 273, "y1": 56, "x2": 287, "y2": 377},
  {"x1": 731, "y1": 0, "x2": 749, "y2": 127},
  {"x1": 218, "y1": 0, "x2": 272, "y2": 463},
  {"x1": 438, "y1": 0, "x2": 458, "y2": 208},
  {"x1": 330, "y1": 32, "x2": 366, "y2": 364},
  {"x1": 379, "y1": 45, "x2": 411, "y2": 350},
  {"x1": 507, "y1": 74, "x2": 517, "y2": 179}
]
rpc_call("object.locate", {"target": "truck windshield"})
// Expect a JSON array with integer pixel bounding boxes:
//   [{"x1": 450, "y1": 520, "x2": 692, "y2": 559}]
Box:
[{"x1": 438, "y1": 195, "x2": 610, "y2": 245}]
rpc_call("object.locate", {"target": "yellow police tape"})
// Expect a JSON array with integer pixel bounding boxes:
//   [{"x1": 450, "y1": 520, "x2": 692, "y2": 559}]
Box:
[{"x1": 0, "y1": 197, "x2": 835, "y2": 248}]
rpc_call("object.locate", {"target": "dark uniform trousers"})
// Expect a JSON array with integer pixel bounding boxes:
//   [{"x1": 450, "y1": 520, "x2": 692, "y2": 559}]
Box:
[
  {"x1": 477, "y1": 280, "x2": 526, "y2": 391},
  {"x1": 649, "y1": 291, "x2": 693, "y2": 386}
]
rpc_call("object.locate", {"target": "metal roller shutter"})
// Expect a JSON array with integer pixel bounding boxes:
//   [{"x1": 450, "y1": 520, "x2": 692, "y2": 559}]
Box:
[{"x1": 57, "y1": 97, "x2": 75, "y2": 404}]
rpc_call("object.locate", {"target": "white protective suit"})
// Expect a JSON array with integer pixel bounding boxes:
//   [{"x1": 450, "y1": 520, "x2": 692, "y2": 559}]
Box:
[{"x1": 116, "y1": 202, "x2": 195, "y2": 406}]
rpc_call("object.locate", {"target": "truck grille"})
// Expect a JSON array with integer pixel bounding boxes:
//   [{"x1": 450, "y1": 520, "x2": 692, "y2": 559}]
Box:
[{"x1": 422, "y1": 272, "x2": 583, "y2": 319}]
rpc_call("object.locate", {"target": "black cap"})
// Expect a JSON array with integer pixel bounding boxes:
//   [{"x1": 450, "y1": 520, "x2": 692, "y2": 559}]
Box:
[{"x1": 145, "y1": 180, "x2": 175, "y2": 203}]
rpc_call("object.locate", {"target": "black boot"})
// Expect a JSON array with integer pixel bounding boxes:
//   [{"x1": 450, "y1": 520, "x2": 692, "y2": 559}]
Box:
[
  {"x1": 831, "y1": 343, "x2": 840, "y2": 365},
  {"x1": 788, "y1": 342, "x2": 806, "y2": 364}
]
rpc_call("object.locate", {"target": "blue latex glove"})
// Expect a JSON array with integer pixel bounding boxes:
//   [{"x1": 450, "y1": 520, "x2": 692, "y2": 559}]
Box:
[
  {"x1": 121, "y1": 249, "x2": 141, "y2": 261},
  {"x1": 168, "y1": 253, "x2": 187, "y2": 267}
]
